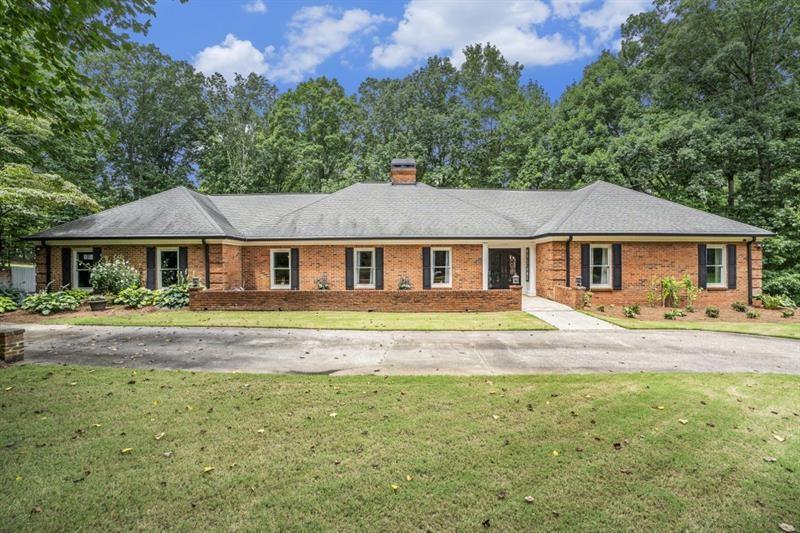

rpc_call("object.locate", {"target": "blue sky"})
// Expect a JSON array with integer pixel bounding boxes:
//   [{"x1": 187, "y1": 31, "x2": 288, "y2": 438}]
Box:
[{"x1": 137, "y1": 0, "x2": 652, "y2": 99}]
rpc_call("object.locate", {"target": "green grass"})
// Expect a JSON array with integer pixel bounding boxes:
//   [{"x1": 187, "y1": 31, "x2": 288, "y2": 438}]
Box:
[
  {"x1": 583, "y1": 311, "x2": 800, "y2": 340},
  {"x1": 49, "y1": 310, "x2": 553, "y2": 331},
  {"x1": 1, "y1": 366, "x2": 799, "y2": 530}
]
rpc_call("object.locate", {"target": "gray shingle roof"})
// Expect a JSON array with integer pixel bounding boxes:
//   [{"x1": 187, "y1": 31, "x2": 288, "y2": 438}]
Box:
[{"x1": 28, "y1": 180, "x2": 773, "y2": 241}]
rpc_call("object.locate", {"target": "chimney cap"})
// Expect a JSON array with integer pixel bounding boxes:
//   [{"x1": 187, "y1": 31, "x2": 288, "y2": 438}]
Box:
[{"x1": 391, "y1": 158, "x2": 416, "y2": 168}]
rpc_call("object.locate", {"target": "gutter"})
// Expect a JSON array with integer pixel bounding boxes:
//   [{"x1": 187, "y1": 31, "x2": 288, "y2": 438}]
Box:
[
  {"x1": 42, "y1": 240, "x2": 51, "y2": 291},
  {"x1": 747, "y1": 237, "x2": 755, "y2": 305},
  {"x1": 565, "y1": 236, "x2": 573, "y2": 287},
  {"x1": 202, "y1": 238, "x2": 210, "y2": 288}
]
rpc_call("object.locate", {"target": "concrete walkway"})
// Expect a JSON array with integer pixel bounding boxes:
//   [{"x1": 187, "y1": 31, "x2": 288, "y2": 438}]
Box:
[
  {"x1": 523, "y1": 296, "x2": 621, "y2": 330},
  {"x1": 14, "y1": 323, "x2": 800, "y2": 375}
]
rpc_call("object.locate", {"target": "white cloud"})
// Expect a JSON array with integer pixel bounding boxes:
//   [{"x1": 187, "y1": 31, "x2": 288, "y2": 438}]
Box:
[
  {"x1": 243, "y1": 0, "x2": 267, "y2": 14},
  {"x1": 371, "y1": 0, "x2": 652, "y2": 70},
  {"x1": 193, "y1": 33, "x2": 270, "y2": 80},
  {"x1": 268, "y1": 5, "x2": 388, "y2": 82},
  {"x1": 194, "y1": 6, "x2": 387, "y2": 83}
]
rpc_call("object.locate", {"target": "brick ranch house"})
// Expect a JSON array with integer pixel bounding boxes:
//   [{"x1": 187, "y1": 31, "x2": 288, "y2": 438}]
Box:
[{"x1": 27, "y1": 159, "x2": 772, "y2": 312}]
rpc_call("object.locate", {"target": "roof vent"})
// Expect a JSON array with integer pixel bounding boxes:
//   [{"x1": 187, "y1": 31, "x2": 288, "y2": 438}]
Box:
[{"x1": 390, "y1": 158, "x2": 416, "y2": 185}]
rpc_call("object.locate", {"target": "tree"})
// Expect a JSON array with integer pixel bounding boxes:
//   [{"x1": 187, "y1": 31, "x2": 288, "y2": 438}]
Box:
[
  {"x1": 84, "y1": 43, "x2": 207, "y2": 201},
  {"x1": 0, "y1": 0, "x2": 158, "y2": 128},
  {"x1": 199, "y1": 73, "x2": 278, "y2": 194}
]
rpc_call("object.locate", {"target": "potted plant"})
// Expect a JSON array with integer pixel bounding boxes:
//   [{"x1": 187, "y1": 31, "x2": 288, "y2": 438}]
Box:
[
  {"x1": 88, "y1": 295, "x2": 107, "y2": 311},
  {"x1": 398, "y1": 276, "x2": 412, "y2": 290}
]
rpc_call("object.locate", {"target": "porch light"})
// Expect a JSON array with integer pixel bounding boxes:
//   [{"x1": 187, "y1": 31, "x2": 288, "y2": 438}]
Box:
[
  {"x1": 576, "y1": 276, "x2": 583, "y2": 288},
  {"x1": 512, "y1": 273, "x2": 520, "y2": 285}
]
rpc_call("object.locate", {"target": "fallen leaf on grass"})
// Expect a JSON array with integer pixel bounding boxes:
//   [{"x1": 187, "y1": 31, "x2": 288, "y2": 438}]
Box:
[
  {"x1": 154, "y1": 432, "x2": 165, "y2": 440},
  {"x1": 678, "y1": 419, "x2": 688, "y2": 425},
  {"x1": 551, "y1": 450, "x2": 559, "y2": 457},
  {"x1": 524, "y1": 496, "x2": 534, "y2": 503},
  {"x1": 492, "y1": 415, "x2": 500, "y2": 420},
  {"x1": 15, "y1": 476, "x2": 22, "y2": 481},
  {"x1": 779, "y1": 524, "x2": 796, "y2": 533},
  {"x1": 774, "y1": 435, "x2": 786, "y2": 442},
  {"x1": 185, "y1": 405, "x2": 193, "y2": 411},
  {"x1": 4, "y1": 387, "x2": 12, "y2": 391},
  {"x1": 120, "y1": 448, "x2": 133, "y2": 454},
  {"x1": 655, "y1": 406, "x2": 665, "y2": 410},
  {"x1": 203, "y1": 466, "x2": 215, "y2": 474},
  {"x1": 257, "y1": 429, "x2": 265, "y2": 434},
  {"x1": 91, "y1": 423, "x2": 102, "y2": 428},
  {"x1": 406, "y1": 475, "x2": 412, "y2": 481},
  {"x1": 391, "y1": 484, "x2": 399, "y2": 491},
  {"x1": 329, "y1": 412, "x2": 337, "y2": 417},
  {"x1": 764, "y1": 456, "x2": 778, "y2": 462}
]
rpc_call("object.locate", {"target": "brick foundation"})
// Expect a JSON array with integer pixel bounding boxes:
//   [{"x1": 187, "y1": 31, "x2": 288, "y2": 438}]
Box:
[
  {"x1": 0, "y1": 328, "x2": 24, "y2": 363},
  {"x1": 190, "y1": 287, "x2": 521, "y2": 312}
]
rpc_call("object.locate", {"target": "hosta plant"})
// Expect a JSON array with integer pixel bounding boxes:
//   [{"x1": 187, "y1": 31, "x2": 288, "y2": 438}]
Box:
[
  {"x1": 0, "y1": 296, "x2": 17, "y2": 313},
  {"x1": 114, "y1": 286, "x2": 156, "y2": 309},
  {"x1": 22, "y1": 291, "x2": 81, "y2": 315}
]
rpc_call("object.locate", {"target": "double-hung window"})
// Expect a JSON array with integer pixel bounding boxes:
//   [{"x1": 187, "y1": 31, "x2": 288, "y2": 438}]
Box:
[
  {"x1": 157, "y1": 248, "x2": 179, "y2": 288},
  {"x1": 431, "y1": 247, "x2": 452, "y2": 287},
  {"x1": 271, "y1": 249, "x2": 291, "y2": 289},
  {"x1": 590, "y1": 245, "x2": 611, "y2": 288},
  {"x1": 354, "y1": 248, "x2": 375, "y2": 288},
  {"x1": 74, "y1": 249, "x2": 97, "y2": 290},
  {"x1": 706, "y1": 245, "x2": 726, "y2": 288}
]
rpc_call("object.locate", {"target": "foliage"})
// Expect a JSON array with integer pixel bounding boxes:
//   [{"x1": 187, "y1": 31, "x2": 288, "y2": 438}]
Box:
[
  {"x1": 314, "y1": 275, "x2": 330, "y2": 291},
  {"x1": 0, "y1": 282, "x2": 22, "y2": 303},
  {"x1": 155, "y1": 283, "x2": 189, "y2": 309},
  {"x1": 62, "y1": 288, "x2": 91, "y2": 303},
  {"x1": 114, "y1": 286, "x2": 155, "y2": 308},
  {"x1": 682, "y1": 276, "x2": 701, "y2": 309},
  {"x1": 705, "y1": 306, "x2": 720, "y2": 318},
  {"x1": 646, "y1": 278, "x2": 660, "y2": 307},
  {"x1": 782, "y1": 309, "x2": 795, "y2": 319},
  {"x1": 582, "y1": 291, "x2": 593, "y2": 308},
  {"x1": 0, "y1": 0, "x2": 157, "y2": 126},
  {"x1": 623, "y1": 304, "x2": 641, "y2": 319},
  {"x1": 22, "y1": 291, "x2": 81, "y2": 315},
  {"x1": 660, "y1": 277, "x2": 681, "y2": 308},
  {"x1": 0, "y1": 295, "x2": 17, "y2": 312},
  {"x1": 664, "y1": 309, "x2": 686, "y2": 320},
  {"x1": 757, "y1": 294, "x2": 797, "y2": 310},
  {"x1": 398, "y1": 276, "x2": 412, "y2": 290},
  {"x1": 596, "y1": 305, "x2": 605, "y2": 313},
  {"x1": 89, "y1": 256, "x2": 139, "y2": 295},
  {"x1": 731, "y1": 301, "x2": 748, "y2": 313},
  {"x1": 746, "y1": 310, "x2": 760, "y2": 320}
]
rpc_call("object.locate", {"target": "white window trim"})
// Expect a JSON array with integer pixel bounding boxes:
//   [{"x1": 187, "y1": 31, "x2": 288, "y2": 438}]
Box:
[
  {"x1": 706, "y1": 244, "x2": 727, "y2": 289},
  {"x1": 156, "y1": 247, "x2": 179, "y2": 289},
  {"x1": 270, "y1": 249, "x2": 292, "y2": 290},
  {"x1": 431, "y1": 247, "x2": 452, "y2": 288},
  {"x1": 354, "y1": 247, "x2": 376, "y2": 288},
  {"x1": 589, "y1": 244, "x2": 612, "y2": 289},
  {"x1": 72, "y1": 248, "x2": 95, "y2": 290}
]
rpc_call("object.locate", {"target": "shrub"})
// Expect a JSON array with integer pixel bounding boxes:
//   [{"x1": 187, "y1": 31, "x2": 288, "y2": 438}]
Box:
[
  {"x1": 90, "y1": 256, "x2": 140, "y2": 295},
  {"x1": 314, "y1": 275, "x2": 330, "y2": 290},
  {"x1": 22, "y1": 291, "x2": 81, "y2": 315},
  {"x1": 661, "y1": 276, "x2": 681, "y2": 307},
  {"x1": 63, "y1": 288, "x2": 91, "y2": 303},
  {"x1": 155, "y1": 283, "x2": 189, "y2": 309},
  {"x1": 0, "y1": 283, "x2": 22, "y2": 303},
  {"x1": 731, "y1": 301, "x2": 747, "y2": 313},
  {"x1": 763, "y1": 271, "x2": 800, "y2": 304},
  {"x1": 398, "y1": 276, "x2": 412, "y2": 290},
  {"x1": 746, "y1": 309, "x2": 760, "y2": 319},
  {"x1": 114, "y1": 286, "x2": 156, "y2": 309},
  {"x1": 596, "y1": 305, "x2": 605, "y2": 313},
  {"x1": 0, "y1": 296, "x2": 17, "y2": 313},
  {"x1": 758, "y1": 293, "x2": 797, "y2": 310},
  {"x1": 705, "y1": 306, "x2": 720, "y2": 318},
  {"x1": 664, "y1": 308, "x2": 686, "y2": 320},
  {"x1": 682, "y1": 275, "x2": 702, "y2": 309},
  {"x1": 646, "y1": 277, "x2": 660, "y2": 307},
  {"x1": 623, "y1": 304, "x2": 640, "y2": 318},
  {"x1": 685, "y1": 304, "x2": 695, "y2": 313},
  {"x1": 782, "y1": 309, "x2": 795, "y2": 319}
]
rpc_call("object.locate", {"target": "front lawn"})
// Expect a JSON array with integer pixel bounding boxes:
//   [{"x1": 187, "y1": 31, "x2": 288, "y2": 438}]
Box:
[
  {"x1": 583, "y1": 311, "x2": 800, "y2": 340},
  {"x1": 37, "y1": 309, "x2": 552, "y2": 331},
  {"x1": 1, "y1": 366, "x2": 798, "y2": 530}
]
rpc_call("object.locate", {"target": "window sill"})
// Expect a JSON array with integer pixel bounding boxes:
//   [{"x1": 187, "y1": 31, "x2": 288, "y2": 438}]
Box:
[
  {"x1": 589, "y1": 286, "x2": 613, "y2": 292},
  {"x1": 355, "y1": 285, "x2": 376, "y2": 290},
  {"x1": 432, "y1": 284, "x2": 452, "y2": 289},
  {"x1": 270, "y1": 286, "x2": 292, "y2": 290},
  {"x1": 705, "y1": 286, "x2": 728, "y2": 291}
]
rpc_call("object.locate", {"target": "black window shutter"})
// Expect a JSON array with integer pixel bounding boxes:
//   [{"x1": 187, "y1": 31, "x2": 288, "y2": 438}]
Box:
[
  {"x1": 422, "y1": 247, "x2": 431, "y2": 289},
  {"x1": 178, "y1": 247, "x2": 188, "y2": 280},
  {"x1": 612, "y1": 243, "x2": 622, "y2": 290},
  {"x1": 580, "y1": 244, "x2": 590, "y2": 288},
  {"x1": 61, "y1": 247, "x2": 72, "y2": 288},
  {"x1": 290, "y1": 248, "x2": 299, "y2": 290},
  {"x1": 93, "y1": 247, "x2": 102, "y2": 264},
  {"x1": 375, "y1": 247, "x2": 384, "y2": 290},
  {"x1": 146, "y1": 247, "x2": 156, "y2": 289},
  {"x1": 698, "y1": 244, "x2": 707, "y2": 289},
  {"x1": 727, "y1": 244, "x2": 737, "y2": 289},
  {"x1": 345, "y1": 248, "x2": 354, "y2": 290}
]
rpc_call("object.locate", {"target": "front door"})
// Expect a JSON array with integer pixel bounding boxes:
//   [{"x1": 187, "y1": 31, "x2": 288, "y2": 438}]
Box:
[{"x1": 489, "y1": 249, "x2": 521, "y2": 289}]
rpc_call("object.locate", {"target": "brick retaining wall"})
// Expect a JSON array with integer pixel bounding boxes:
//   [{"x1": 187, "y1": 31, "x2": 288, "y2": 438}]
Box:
[
  {"x1": 189, "y1": 287, "x2": 521, "y2": 312},
  {"x1": 0, "y1": 328, "x2": 24, "y2": 363}
]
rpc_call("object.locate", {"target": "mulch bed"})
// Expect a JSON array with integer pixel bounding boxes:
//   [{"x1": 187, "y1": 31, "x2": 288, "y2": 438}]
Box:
[{"x1": 588, "y1": 302, "x2": 798, "y2": 323}]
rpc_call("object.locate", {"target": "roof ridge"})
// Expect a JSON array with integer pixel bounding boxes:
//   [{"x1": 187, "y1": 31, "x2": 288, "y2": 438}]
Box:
[
  {"x1": 434, "y1": 187, "x2": 532, "y2": 232},
  {"x1": 538, "y1": 181, "x2": 600, "y2": 235},
  {"x1": 181, "y1": 187, "x2": 241, "y2": 238},
  {"x1": 271, "y1": 184, "x2": 355, "y2": 223}
]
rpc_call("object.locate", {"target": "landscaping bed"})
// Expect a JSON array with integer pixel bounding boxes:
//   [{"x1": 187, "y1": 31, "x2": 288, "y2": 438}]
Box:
[{"x1": 0, "y1": 366, "x2": 797, "y2": 530}]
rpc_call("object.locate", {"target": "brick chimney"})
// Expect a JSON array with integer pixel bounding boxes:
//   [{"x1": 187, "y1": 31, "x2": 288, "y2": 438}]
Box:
[{"x1": 390, "y1": 158, "x2": 416, "y2": 185}]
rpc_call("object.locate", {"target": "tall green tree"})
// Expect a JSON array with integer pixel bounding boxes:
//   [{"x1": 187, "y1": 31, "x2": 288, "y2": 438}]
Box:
[
  {"x1": 84, "y1": 44, "x2": 207, "y2": 201},
  {"x1": 199, "y1": 73, "x2": 278, "y2": 194}
]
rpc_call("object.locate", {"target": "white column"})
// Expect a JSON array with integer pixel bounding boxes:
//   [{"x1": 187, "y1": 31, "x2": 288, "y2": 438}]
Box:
[{"x1": 482, "y1": 243, "x2": 489, "y2": 290}]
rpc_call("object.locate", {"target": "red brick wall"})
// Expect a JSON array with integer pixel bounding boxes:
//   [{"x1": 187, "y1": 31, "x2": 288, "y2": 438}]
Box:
[
  {"x1": 35, "y1": 244, "x2": 206, "y2": 291},
  {"x1": 239, "y1": 244, "x2": 483, "y2": 291},
  {"x1": 538, "y1": 240, "x2": 761, "y2": 307},
  {"x1": 190, "y1": 287, "x2": 521, "y2": 312}
]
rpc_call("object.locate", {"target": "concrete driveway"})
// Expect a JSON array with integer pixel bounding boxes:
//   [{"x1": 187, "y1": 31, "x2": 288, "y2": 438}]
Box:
[{"x1": 14, "y1": 323, "x2": 800, "y2": 375}]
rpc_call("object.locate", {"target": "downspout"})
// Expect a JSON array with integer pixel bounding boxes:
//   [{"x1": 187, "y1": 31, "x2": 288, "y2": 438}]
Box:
[
  {"x1": 747, "y1": 237, "x2": 755, "y2": 305},
  {"x1": 42, "y1": 240, "x2": 51, "y2": 291},
  {"x1": 202, "y1": 239, "x2": 210, "y2": 289},
  {"x1": 565, "y1": 236, "x2": 573, "y2": 287}
]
